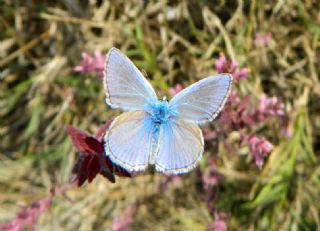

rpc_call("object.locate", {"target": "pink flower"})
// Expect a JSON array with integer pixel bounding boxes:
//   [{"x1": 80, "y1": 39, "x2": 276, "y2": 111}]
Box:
[
  {"x1": 203, "y1": 172, "x2": 219, "y2": 188},
  {"x1": 206, "y1": 92, "x2": 282, "y2": 169},
  {"x1": 258, "y1": 94, "x2": 285, "y2": 117},
  {"x1": 215, "y1": 56, "x2": 238, "y2": 74},
  {"x1": 254, "y1": 32, "x2": 272, "y2": 47},
  {"x1": 215, "y1": 93, "x2": 284, "y2": 135},
  {"x1": 203, "y1": 127, "x2": 218, "y2": 141},
  {"x1": 247, "y1": 134, "x2": 273, "y2": 169},
  {"x1": 112, "y1": 207, "x2": 135, "y2": 231},
  {"x1": 206, "y1": 212, "x2": 229, "y2": 231},
  {"x1": 217, "y1": 95, "x2": 253, "y2": 132},
  {"x1": 201, "y1": 157, "x2": 225, "y2": 218},
  {"x1": 158, "y1": 175, "x2": 182, "y2": 192},
  {"x1": 0, "y1": 198, "x2": 52, "y2": 231},
  {"x1": 74, "y1": 51, "x2": 104, "y2": 77},
  {"x1": 235, "y1": 67, "x2": 249, "y2": 80},
  {"x1": 228, "y1": 91, "x2": 241, "y2": 104},
  {"x1": 209, "y1": 220, "x2": 227, "y2": 231},
  {"x1": 215, "y1": 56, "x2": 249, "y2": 80},
  {"x1": 204, "y1": 91, "x2": 241, "y2": 140},
  {"x1": 169, "y1": 84, "x2": 183, "y2": 96},
  {"x1": 202, "y1": 157, "x2": 222, "y2": 189}
]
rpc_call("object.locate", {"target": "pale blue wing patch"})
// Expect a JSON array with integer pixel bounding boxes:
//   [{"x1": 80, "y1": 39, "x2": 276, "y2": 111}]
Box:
[
  {"x1": 103, "y1": 47, "x2": 157, "y2": 111},
  {"x1": 155, "y1": 119, "x2": 204, "y2": 175},
  {"x1": 169, "y1": 74, "x2": 232, "y2": 124},
  {"x1": 104, "y1": 111, "x2": 154, "y2": 172}
]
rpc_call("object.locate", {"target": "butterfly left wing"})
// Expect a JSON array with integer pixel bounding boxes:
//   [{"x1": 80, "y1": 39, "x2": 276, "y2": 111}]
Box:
[
  {"x1": 155, "y1": 118, "x2": 204, "y2": 174},
  {"x1": 169, "y1": 74, "x2": 232, "y2": 124},
  {"x1": 103, "y1": 47, "x2": 157, "y2": 111},
  {"x1": 104, "y1": 111, "x2": 154, "y2": 173}
]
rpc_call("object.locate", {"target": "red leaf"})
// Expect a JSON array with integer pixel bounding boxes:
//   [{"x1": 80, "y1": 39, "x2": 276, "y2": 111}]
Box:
[
  {"x1": 77, "y1": 155, "x2": 91, "y2": 186},
  {"x1": 87, "y1": 155, "x2": 100, "y2": 182},
  {"x1": 66, "y1": 125, "x2": 102, "y2": 154},
  {"x1": 85, "y1": 136, "x2": 104, "y2": 153},
  {"x1": 95, "y1": 120, "x2": 113, "y2": 142},
  {"x1": 96, "y1": 153, "x2": 116, "y2": 183},
  {"x1": 67, "y1": 123, "x2": 131, "y2": 186},
  {"x1": 105, "y1": 156, "x2": 131, "y2": 177}
]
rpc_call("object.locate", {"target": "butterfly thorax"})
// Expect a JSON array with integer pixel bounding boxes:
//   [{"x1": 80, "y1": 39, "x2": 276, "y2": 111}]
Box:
[{"x1": 148, "y1": 100, "x2": 173, "y2": 125}]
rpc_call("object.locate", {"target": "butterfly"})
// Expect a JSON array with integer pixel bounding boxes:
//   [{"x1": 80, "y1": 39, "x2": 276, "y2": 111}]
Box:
[{"x1": 103, "y1": 47, "x2": 232, "y2": 175}]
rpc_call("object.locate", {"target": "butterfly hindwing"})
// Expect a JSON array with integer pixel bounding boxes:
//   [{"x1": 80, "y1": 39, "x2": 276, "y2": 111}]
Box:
[
  {"x1": 103, "y1": 47, "x2": 157, "y2": 111},
  {"x1": 104, "y1": 111, "x2": 154, "y2": 172},
  {"x1": 169, "y1": 74, "x2": 232, "y2": 124},
  {"x1": 155, "y1": 118, "x2": 204, "y2": 174}
]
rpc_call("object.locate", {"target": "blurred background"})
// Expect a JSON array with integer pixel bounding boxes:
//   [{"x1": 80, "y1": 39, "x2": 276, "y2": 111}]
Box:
[{"x1": 0, "y1": 0, "x2": 319, "y2": 230}]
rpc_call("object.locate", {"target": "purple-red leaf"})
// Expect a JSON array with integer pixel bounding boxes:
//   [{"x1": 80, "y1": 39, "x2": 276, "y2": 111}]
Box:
[
  {"x1": 87, "y1": 155, "x2": 100, "y2": 182},
  {"x1": 66, "y1": 125, "x2": 102, "y2": 154},
  {"x1": 67, "y1": 122, "x2": 131, "y2": 186},
  {"x1": 95, "y1": 120, "x2": 113, "y2": 141}
]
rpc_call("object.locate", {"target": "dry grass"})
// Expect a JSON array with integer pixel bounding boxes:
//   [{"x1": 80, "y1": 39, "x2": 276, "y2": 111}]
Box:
[{"x1": 0, "y1": 0, "x2": 319, "y2": 230}]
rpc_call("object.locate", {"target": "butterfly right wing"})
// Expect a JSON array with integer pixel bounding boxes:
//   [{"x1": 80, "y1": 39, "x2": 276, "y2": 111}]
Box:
[
  {"x1": 169, "y1": 74, "x2": 232, "y2": 124},
  {"x1": 103, "y1": 47, "x2": 157, "y2": 111},
  {"x1": 104, "y1": 111, "x2": 154, "y2": 173},
  {"x1": 155, "y1": 118, "x2": 204, "y2": 175}
]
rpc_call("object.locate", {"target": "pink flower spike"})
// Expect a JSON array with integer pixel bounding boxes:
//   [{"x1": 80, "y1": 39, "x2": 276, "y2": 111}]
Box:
[
  {"x1": 230, "y1": 60, "x2": 238, "y2": 73},
  {"x1": 204, "y1": 128, "x2": 218, "y2": 141},
  {"x1": 203, "y1": 170, "x2": 219, "y2": 189},
  {"x1": 207, "y1": 212, "x2": 228, "y2": 231},
  {"x1": 254, "y1": 32, "x2": 272, "y2": 47},
  {"x1": 234, "y1": 67, "x2": 249, "y2": 80},
  {"x1": 211, "y1": 220, "x2": 227, "y2": 231},
  {"x1": 258, "y1": 94, "x2": 285, "y2": 117},
  {"x1": 74, "y1": 51, "x2": 105, "y2": 77},
  {"x1": 214, "y1": 55, "x2": 248, "y2": 81},
  {"x1": 169, "y1": 84, "x2": 183, "y2": 96},
  {"x1": 94, "y1": 50, "x2": 105, "y2": 75},
  {"x1": 215, "y1": 56, "x2": 228, "y2": 73},
  {"x1": 227, "y1": 91, "x2": 240, "y2": 104},
  {"x1": 74, "y1": 52, "x2": 95, "y2": 73},
  {"x1": 112, "y1": 207, "x2": 135, "y2": 231},
  {"x1": 159, "y1": 175, "x2": 182, "y2": 192},
  {"x1": 202, "y1": 156, "x2": 223, "y2": 189},
  {"x1": 215, "y1": 56, "x2": 239, "y2": 74},
  {"x1": 247, "y1": 135, "x2": 273, "y2": 169},
  {"x1": 0, "y1": 198, "x2": 52, "y2": 231}
]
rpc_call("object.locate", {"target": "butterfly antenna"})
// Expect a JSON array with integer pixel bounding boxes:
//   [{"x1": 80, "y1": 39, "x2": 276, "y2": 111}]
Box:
[
  {"x1": 140, "y1": 69, "x2": 149, "y2": 79},
  {"x1": 140, "y1": 68, "x2": 161, "y2": 98}
]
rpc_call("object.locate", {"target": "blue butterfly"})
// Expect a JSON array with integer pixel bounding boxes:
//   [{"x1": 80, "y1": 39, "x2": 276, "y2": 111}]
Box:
[{"x1": 103, "y1": 48, "x2": 232, "y2": 175}]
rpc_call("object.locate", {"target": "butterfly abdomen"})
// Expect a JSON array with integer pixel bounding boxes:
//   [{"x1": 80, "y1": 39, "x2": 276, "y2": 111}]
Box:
[{"x1": 149, "y1": 124, "x2": 161, "y2": 165}]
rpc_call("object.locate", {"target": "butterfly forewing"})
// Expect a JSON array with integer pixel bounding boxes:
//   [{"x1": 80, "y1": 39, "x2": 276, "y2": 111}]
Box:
[
  {"x1": 103, "y1": 47, "x2": 157, "y2": 111},
  {"x1": 169, "y1": 74, "x2": 232, "y2": 124}
]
